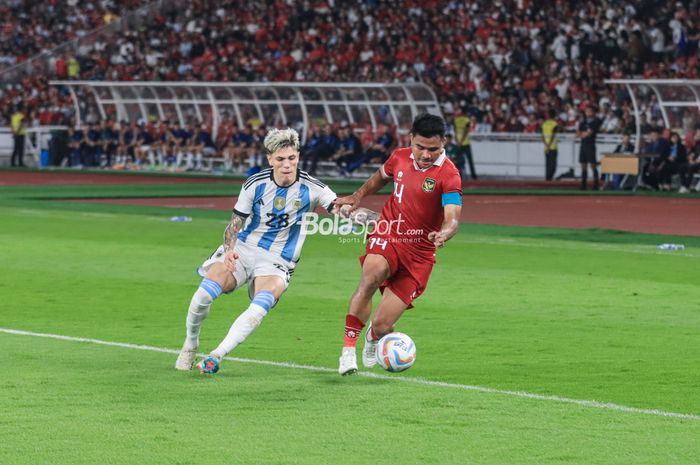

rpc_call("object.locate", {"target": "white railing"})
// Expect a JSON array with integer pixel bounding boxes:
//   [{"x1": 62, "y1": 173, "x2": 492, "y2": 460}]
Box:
[
  {"x1": 605, "y1": 79, "x2": 700, "y2": 152},
  {"x1": 49, "y1": 81, "x2": 441, "y2": 143}
]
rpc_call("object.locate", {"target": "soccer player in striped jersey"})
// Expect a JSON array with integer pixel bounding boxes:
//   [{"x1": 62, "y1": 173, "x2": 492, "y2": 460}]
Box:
[{"x1": 175, "y1": 128, "x2": 342, "y2": 374}]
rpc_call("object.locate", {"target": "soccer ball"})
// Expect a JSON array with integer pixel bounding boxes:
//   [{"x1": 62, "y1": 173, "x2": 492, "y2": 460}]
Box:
[{"x1": 376, "y1": 332, "x2": 416, "y2": 372}]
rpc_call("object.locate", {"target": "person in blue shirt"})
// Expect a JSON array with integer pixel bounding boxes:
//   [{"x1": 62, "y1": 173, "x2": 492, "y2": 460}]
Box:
[
  {"x1": 162, "y1": 121, "x2": 178, "y2": 169},
  {"x1": 134, "y1": 124, "x2": 155, "y2": 168},
  {"x1": 231, "y1": 125, "x2": 254, "y2": 172},
  {"x1": 302, "y1": 123, "x2": 340, "y2": 175},
  {"x1": 173, "y1": 122, "x2": 191, "y2": 169},
  {"x1": 100, "y1": 120, "x2": 118, "y2": 167},
  {"x1": 343, "y1": 125, "x2": 394, "y2": 175},
  {"x1": 190, "y1": 123, "x2": 215, "y2": 170},
  {"x1": 117, "y1": 121, "x2": 136, "y2": 167},
  {"x1": 334, "y1": 123, "x2": 362, "y2": 174},
  {"x1": 84, "y1": 122, "x2": 102, "y2": 167},
  {"x1": 68, "y1": 124, "x2": 84, "y2": 167}
]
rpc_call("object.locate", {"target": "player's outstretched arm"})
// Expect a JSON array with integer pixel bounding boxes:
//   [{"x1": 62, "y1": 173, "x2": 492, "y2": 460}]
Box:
[
  {"x1": 222, "y1": 211, "x2": 245, "y2": 272},
  {"x1": 335, "y1": 169, "x2": 389, "y2": 212},
  {"x1": 428, "y1": 204, "x2": 461, "y2": 248}
]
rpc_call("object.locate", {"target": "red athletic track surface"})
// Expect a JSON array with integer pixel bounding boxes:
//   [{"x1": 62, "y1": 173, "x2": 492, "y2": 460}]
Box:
[
  {"x1": 0, "y1": 170, "x2": 581, "y2": 189},
  {"x1": 77, "y1": 195, "x2": 700, "y2": 237},
  {"x1": 3, "y1": 171, "x2": 699, "y2": 236}
]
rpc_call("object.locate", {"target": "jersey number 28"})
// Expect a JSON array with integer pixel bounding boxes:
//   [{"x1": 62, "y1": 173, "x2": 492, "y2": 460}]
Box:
[{"x1": 265, "y1": 212, "x2": 290, "y2": 229}]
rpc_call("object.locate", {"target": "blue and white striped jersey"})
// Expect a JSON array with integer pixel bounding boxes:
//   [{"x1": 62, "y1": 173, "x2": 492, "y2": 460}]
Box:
[{"x1": 233, "y1": 168, "x2": 337, "y2": 266}]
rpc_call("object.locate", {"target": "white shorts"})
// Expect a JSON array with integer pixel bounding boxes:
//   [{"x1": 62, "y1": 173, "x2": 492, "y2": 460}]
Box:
[{"x1": 196, "y1": 241, "x2": 292, "y2": 299}]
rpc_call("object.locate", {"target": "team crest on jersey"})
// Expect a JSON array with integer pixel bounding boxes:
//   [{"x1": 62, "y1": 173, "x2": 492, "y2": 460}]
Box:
[
  {"x1": 422, "y1": 177, "x2": 436, "y2": 193},
  {"x1": 274, "y1": 196, "x2": 286, "y2": 210},
  {"x1": 294, "y1": 198, "x2": 302, "y2": 209}
]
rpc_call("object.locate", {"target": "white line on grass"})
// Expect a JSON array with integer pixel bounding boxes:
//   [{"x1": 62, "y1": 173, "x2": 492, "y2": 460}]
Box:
[{"x1": 2, "y1": 327, "x2": 699, "y2": 422}]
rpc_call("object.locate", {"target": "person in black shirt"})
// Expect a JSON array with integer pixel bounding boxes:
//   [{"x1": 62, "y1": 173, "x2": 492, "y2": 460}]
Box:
[
  {"x1": 641, "y1": 128, "x2": 670, "y2": 190},
  {"x1": 577, "y1": 106, "x2": 601, "y2": 190},
  {"x1": 661, "y1": 132, "x2": 689, "y2": 192},
  {"x1": 68, "y1": 124, "x2": 84, "y2": 167},
  {"x1": 84, "y1": 122, "x2": 102, "y2": 167},
  {"x1": 689, "y1": 129, "x2": 700, "y2": 192},
  {"x1": 100, "y1": 120, "x2": 118, "y2": 167}
]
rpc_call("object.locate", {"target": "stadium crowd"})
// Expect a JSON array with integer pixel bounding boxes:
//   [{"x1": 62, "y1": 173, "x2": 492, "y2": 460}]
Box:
[
  {"x1": 0, "y1": 0, "x2": 146, "y2": 72},
  {"x1": 2, "y1": 0, "x2": 700, "y2": 185}
]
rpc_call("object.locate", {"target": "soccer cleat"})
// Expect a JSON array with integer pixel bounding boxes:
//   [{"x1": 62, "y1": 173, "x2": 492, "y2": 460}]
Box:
[
  {"x1": 175, "y1": 346, "x2": 198, "y2": 371},
  {"x1": 362, "y1": 325, "x2": 378, "y2": 368},
  {"x1": 339, "y1": 347, "x2": 358, "y2": 376},
  {"x1": 197, "y1": 355, "x2": 221, "y2": 374}
]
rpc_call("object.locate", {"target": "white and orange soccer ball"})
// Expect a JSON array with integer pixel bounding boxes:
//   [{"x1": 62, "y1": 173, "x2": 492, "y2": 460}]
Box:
[{"x1": 376, "y1": 332, "x2": 416, "y2": 372}]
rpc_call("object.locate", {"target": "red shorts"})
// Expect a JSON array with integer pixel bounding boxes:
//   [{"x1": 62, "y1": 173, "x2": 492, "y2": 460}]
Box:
[{"x1": 360, "y1": 235, "x2": 435, "y2": 308}]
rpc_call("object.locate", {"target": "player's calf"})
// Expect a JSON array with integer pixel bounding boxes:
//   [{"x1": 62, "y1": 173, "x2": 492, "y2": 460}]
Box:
[
  {"x1": 175, "y1": 278, "x2": 223, "y2": 370},
  {"x1": 208, "y1": 290, "x2": 276, "y2": 364}
]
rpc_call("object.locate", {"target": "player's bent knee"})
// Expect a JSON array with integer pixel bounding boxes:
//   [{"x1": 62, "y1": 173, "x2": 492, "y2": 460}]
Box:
[
  {"x1": 359, "y1": 273, "x2": 384, "y2": 294},
  {"x1": 252, "y1": 276, "x2": 286, "y2": 300},
  {"x1": 371, "y1": 317, "x2": 394, "y2": 337},
  {"x1": 205, "y1": 262, "x2": 237, "y2": 292}
]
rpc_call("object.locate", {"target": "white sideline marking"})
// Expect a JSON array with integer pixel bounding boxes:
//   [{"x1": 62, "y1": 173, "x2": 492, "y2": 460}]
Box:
[{"x1": 1, "y1": 327, "x2": 699, "y2": 422}]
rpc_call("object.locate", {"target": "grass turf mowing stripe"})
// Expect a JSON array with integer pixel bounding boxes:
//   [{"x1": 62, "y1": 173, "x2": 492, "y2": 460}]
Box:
[{"x1": 2, "y1": 327, "x2": 698, "y2": 422}]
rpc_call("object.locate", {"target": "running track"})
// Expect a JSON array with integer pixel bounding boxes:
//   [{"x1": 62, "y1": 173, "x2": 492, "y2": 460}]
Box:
[{"x1": 3, "y1": 171, "x2": 699, "y2": 236}]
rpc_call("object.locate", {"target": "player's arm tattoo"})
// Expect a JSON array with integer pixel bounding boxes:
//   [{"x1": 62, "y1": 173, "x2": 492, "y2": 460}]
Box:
[{"x1": 223, "y1": 211, "x2": 246, "y2": 252}]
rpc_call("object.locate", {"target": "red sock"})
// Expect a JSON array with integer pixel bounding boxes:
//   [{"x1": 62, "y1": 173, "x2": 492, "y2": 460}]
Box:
[{"x1": 343, "y1": 314, "x2": 365, "y2": 348}]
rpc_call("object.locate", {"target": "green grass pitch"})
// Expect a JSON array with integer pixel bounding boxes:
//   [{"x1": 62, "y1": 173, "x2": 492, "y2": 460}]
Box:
[{"x1": 0, "y1": 182, "x2": 699, "y2": 464}]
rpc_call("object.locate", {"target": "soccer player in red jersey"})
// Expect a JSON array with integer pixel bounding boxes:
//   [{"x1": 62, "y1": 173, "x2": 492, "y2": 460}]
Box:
[{"x1": 337, "y1": 113, "x2": 463, "y2": 375}]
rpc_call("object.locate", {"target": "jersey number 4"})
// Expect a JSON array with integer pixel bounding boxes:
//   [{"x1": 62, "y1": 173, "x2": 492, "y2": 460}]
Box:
[
  {"x1": 265, "y1": 212, "x2": 290, "y2": 229},
  {"x1": 394, "y1": 183, "x2": 405, "y2": 203}
]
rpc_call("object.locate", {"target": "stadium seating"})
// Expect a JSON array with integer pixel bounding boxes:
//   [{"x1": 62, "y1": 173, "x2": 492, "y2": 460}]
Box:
[{"x1": 1, "y1": 0, "x2": 699, "y2": 172}]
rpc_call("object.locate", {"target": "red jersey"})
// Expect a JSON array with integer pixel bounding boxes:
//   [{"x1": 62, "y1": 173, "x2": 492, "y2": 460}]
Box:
[{"x1": 375, "y1": 147, "x2": 462, "y2": 254}]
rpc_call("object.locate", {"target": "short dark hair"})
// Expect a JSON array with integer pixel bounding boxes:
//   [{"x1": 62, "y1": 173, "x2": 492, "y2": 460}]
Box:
[{"x1": 411, "y1": 112, "x2": 446, "y2": 138}]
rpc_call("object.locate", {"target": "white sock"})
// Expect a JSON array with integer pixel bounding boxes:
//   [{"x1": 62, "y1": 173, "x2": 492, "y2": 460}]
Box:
[
  {"x1": 184, "y1": 287, "x2": 214, "y2": 350},
  {"x1": 212, "y1": 304, "x2": 268, "y2": 358}
]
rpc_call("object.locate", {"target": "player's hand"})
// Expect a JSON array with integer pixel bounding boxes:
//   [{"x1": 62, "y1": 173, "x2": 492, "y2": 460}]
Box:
[
  {"x1": 335, "y1": 193, "x2": 361, "y2": 213},
  {"x1": 224, "y1": 250, "x2": 239, "y2": 273},
  {"x1": 428, "y1": 231, "x2": 447, "y2": 248}
]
